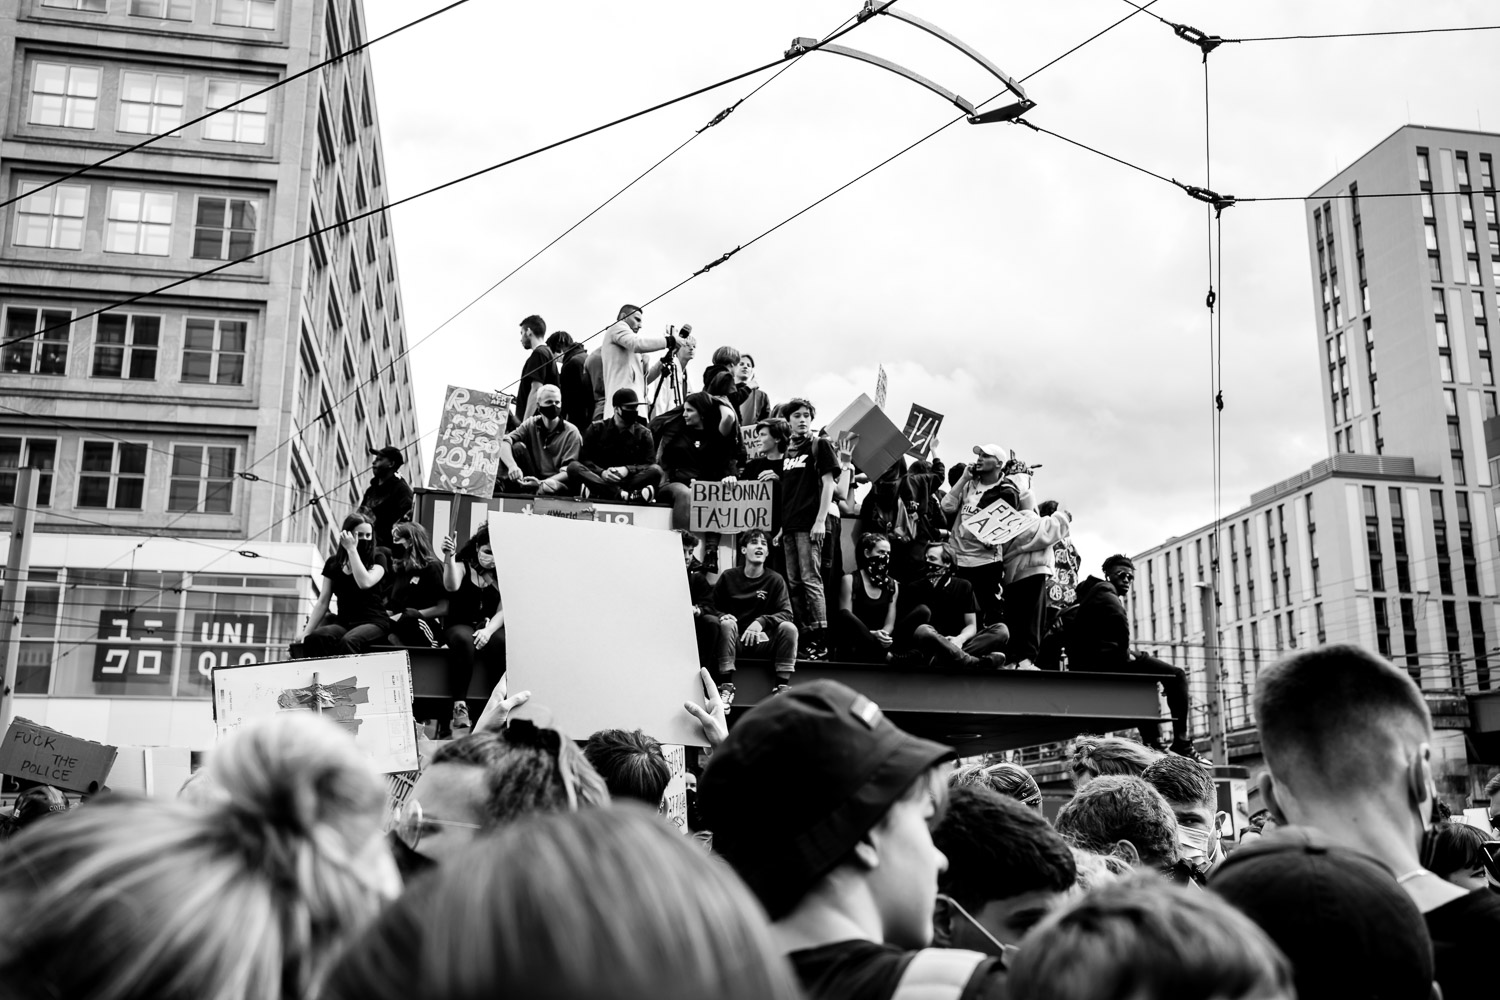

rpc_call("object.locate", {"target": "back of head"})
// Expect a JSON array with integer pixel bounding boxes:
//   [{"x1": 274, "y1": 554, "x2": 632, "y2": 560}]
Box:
[
  {"x1": 1069, "y1": 735, "x2": 1161, "y2": 786},
  {"x1": 1141, "y1": 753, "x2": 1216, "y2": 812},
  {"x1": 434, "y1": 721, "x2": 610, "y2": 828},
  {"x1": 1008, "y1": 878, "x2": 1294, "y2": 1000},
  {"x1": 1054, "y1": 775, "x2": 1178, "y2": 869},
  {"x1": 1210, "y1": 827, "x2": 1435, "y2": 1000},
  {"x1": 1255, "y1": 644, "x2": 1431, "y2": 802},
  {"x1": 583, "y1": 728, "x2": 672, "y2": 806},
  {"x1": 324, "y1": 806, "x2": 801, "y2": 1000},
  {"x1": 0, "y1": 712, "x2": 393, "y2": 1000},
  {"x1": 546, "y1": 330, "x2": 575, "y2": 353},
  {"x1": 951, "y1": 760, "x2": 1043, "y2": 809},
  {"x1": 934, "y1": 786, "x2": 1076, "y2": 912},
  {"x1": 1069, "y1": 847, "x2": 1130, "y2": 892},
  {"x1": 1422, "y1": 820, "x2": 1489, "y2": 878}
]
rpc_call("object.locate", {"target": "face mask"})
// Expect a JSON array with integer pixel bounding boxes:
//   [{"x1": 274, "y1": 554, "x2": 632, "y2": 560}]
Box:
[
  {"x1": 866, "y1": 554, "x2": 891, "y2": 583},
  {"x1": 926, "y1": 562, "x2": 951, "y2": 581},
  {"x1": 537, "y1": 406, "x2": 561, "y2": 421},
  {"x1": 392, "y1": 542, "x2": 410, "y2": 559},
  {"x1": 356, "y1": 539, "x2": 375, "y2": 561},
  {"x1": 618, "y1": 407, "x2": 639, "y2": 423},
  {"x1": 477, "y1": 550, "x2": 495, "y2": 570},
  {"x1": 1177, "y1": 824, "x2": 1220, "y2": 865}
]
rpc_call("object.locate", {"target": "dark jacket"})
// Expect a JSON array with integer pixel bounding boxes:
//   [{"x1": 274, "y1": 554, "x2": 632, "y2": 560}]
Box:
[
  {"x1": 580, "y1": 416, "x2": 655, "y2": 471},
  {"x1": 358, "y1": 473, "x2": 414, "y2": 550},
  {"x1": 558, "y1": 345, "x2": 593, "y2": 432},
  {"x1": 1065, "y1": 575, "x2": 1132, "y2": 671}
]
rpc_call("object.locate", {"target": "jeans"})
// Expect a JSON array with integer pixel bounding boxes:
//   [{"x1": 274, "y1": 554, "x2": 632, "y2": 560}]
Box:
[
  {"x1": 301, "y1": 620, "x2": 390, "y2": 657},
  {"x1": 712, "y1": 618, "x2": 798, "y2": 679},
  {"x1": 954, "y1": 562, "x2": 1006, "y2": 627},
  {"x1": 443, "y1": 623, "x2": 506, "y2": 705},
  {"x1": 1076, "y1": 652, "x2": 1191, "y2": 746},
  {"x1": 1001, "y1": 574, "x2": 1048, "y2": 664},
  {"x1": 384, "y1": 615, "x2": 439, "y2": 648},
  {"x1": 833, "y1": 607, "x2": 928, "y2": 663},
  {"x1": 565, "y1": 461, "x2": 664, "y2": 500},
  {"x1": 783, "y1": 530, "x2": 827, "y2": 630}
]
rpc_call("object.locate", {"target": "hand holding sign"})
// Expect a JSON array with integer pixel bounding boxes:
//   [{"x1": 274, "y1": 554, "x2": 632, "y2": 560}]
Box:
[{"x1": 835, "y1": 431, "x2": 860, "y2": 469}]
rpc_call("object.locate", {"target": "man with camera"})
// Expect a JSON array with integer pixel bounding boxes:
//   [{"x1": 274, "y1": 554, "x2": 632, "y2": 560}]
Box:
[
  {"x1": 602, "y1": 304, "x2": 675, "y2": 420},
  {"x1": 939, "y1": 443, "x2": 1017, "y2": 629}
]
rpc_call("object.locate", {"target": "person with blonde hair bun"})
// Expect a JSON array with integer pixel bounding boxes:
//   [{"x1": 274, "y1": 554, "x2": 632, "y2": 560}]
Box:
[
  {"x1": 0, "y1": 712, "x2": 398, "y2": 1000},
  {"x1": 326, "y1": 806, "x2": 803, "y2": 1000}
]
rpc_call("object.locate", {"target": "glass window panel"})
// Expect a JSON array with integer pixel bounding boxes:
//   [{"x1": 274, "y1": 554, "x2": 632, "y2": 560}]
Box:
[
  {"x1": 181, "y1": 351, "x2": 212, "y2": 382},
  {"x1": 172, "y1": 446, "x2": 201, "y2": 477},
  {"x1": 133, "y1": 316, "x2": 160, "y2": 345},
  {"x1": 67, "y1": 69, "x2": 98, "y2": 98},
  {"x1": 142, "y1": 192, "x2": 173, "y2": 223},
  {"x1": 238, "y1": 115, "x2": 266, "y2": 144},
  {"x1": 93, "y1": 346, "x2": 124, "y2": 378},
  {"x1": 118, "y1": 443, "x2": 147, "y2": 474},
  {"x1": 207, "y1": 447, "x2": 235, "y2": 477},
  {"x1": 216, "y1": 353, "x2": 244, "y2": 384},
  {"x1": 127, "y1": 348, "x2": 155, "y2": 380},
  {"x1": 194, "y1": 228, "x2": 224, "y2": 259},
  {"x1": 114, "y1": 477, "x2": 144, "y2": 509},
  {"x1": 184, "y1": 319, "x2": 216, "y2": 350},
  {"x1": 227, "y1": 229, "x2": 254, "y2": 258},
  {"x1": 140, "y1": 225, "x2": 171, "y2": 256},
  {"x1": 196, "y1": 198, "x2": 226, "y2": 227},
  {"x1": 110, "y1": 190, "x2": 141, "y2": 222},
  {"x1": 220, "y1": 321, "x2": 247, "y2": 352},
  {"x1": 167, "y1": 479, "x2": 199, "y2": 511},
  {"x1": 230, "y1": 201, "x2": 256, "y2": 229},
  {"x1": 96, "y1": 315, "x2": 127, "y2": 344},
  {"x1": 119, "y1": 103, "x2": 152, "y2": 133},
  {"x1": 121, "y1": 72, "x2": 154, "y2": 103},
  {"x1": 81, "y1": 442, "x2": 113, "y2": 472},
  {"x1": 157, "y1": 76, "x2": 185, "y2": 104},
  {"x1": 56, "y1": 186, "x2": 87, "y2": 217},
  {"x1": 34, "y1": 65, "x2": 66, "y2": 94}
]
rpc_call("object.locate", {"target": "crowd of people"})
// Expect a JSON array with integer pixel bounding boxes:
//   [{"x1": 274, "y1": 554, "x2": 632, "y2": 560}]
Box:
[{"x1": 3, "y1": 643, "x2": 1497, "y2": 1000}]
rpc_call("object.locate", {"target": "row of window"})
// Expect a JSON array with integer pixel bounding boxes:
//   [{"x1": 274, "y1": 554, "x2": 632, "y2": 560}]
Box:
[
  {"x1": 1, "y1": 307, "x2": 246, "y2": 384},
  {"x1": 14, "y1": 180, "x2": 259, "y2": 260},
  {"x1": 27, "y1": 62, "x2": 269, "y2": 142},
  {"x1": 0, "y1": 436, "x2": 236, "y2": 513},
  {"x1": 40, "y1": 0, "x2": 277, "y2": 29}
]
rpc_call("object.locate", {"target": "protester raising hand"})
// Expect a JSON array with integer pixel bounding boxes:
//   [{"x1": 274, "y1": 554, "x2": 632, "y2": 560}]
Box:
[
  {"x1": 683, "y1": 667, "x2": 728, "y2": 748},
  {"x1": 474, "y1": 688, "x2": 533, "y2": 734}
]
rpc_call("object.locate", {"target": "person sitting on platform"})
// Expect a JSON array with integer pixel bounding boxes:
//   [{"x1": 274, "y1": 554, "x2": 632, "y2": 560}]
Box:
[
  {"x1": 383, "y1": 522, "x2": 448, "y2": 649},
  {"x1": 682, "y1": 530, "x2": 719, "y2": 672},
  {"x1": 300, "y1": 512, "x2": 391, "y2": 657},
  {"x1": 496, "y1": 384, "x2": 580, "y2": 496},
  {"x1": 833, "y1": 532, "x2": 902, "y2": 664},
  {"x1": 440, "y1": 524, "x2": 504, "y2": 735},
  {"x1": 565, "y1": 387, "x2": 664, "y2": 500},
  {"x1": 709, "y1": 529, "x2": 797, "y2": 704},
  {"x1": 899, "y1": 542, "x2": 1010, "y2": 668}
]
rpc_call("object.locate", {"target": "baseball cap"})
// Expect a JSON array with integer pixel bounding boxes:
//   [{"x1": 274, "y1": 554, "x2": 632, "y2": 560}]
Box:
[
  {"x1": 611, "y1": 387, "x2": 643, "y2": 409},
  {"x1": 370, "y1": 446, "x2": 405, "y2": 468},
  {"x1": 1209, "y1": 827, "x2": 1435, "y2": 1000},
  {"x1": 973, "y1": 443, "x2": 1009, "y2": 462},
  {"x1": 698, "y1": 680, "x2": 955, "y2": 918}
]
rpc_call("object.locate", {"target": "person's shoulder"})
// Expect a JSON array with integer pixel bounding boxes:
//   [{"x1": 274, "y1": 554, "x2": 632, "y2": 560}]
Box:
[
  {"x1": 1428, "y1": 886, "x2": 1500, "y2": 928},
  {"x1": 320, "y1": 554, "x2": 340, "y2": 575},
  {"x1": 788, "y1": 940, "x2": 910, "y2": 1000}
]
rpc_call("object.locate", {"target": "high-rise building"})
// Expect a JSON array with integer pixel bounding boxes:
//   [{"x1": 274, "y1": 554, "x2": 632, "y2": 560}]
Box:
[
  {"x1": 0, "y1": 0, "x2": 421, "y2": 748},
  {"x1": 1120, "y1": 126, "x2": 1500, "y2": 796}
]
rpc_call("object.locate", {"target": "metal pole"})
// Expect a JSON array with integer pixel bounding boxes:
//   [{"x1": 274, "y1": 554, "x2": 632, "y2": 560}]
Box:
[
  {"x1": 0, "y1": 468, "x2": 40, "y2": 731},
  {"x1": 1197, "y1": 581, "x2": 1227, "y2": 765}
]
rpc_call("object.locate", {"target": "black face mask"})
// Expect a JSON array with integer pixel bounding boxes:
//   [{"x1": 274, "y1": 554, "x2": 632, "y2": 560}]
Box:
[
  {"x1": 537, "y1": 406, "x2": 561, "y2": 422},
  {"x1": 926, "y1": 561, "x2": 951, "y2": 581},
  {"x1": 866, "y1": 554, "x2": 891, "y2": 584},
  {"x1": 356, "y1": 540, "x2": 375, "y2": 562},
  {"x1": 391, "y1": 542, "x2": 410, "y2": 560}
]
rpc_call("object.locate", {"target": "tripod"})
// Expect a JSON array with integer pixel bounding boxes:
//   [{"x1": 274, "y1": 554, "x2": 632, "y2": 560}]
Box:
[{"x1": 650, "y1": 348, "x2": 684, "y2": 413}]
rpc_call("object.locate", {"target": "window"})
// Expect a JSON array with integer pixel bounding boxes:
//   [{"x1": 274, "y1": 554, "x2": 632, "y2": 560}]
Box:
[
  {"x1": 192, "y1": 197, "x2": 257, "y2": 260},
  {"x1": 341, "y1": 88, "x2": 358, "y2": 146},
  {"x1": 1315, "y1": 603, "x2": 1326, "y2": 643},
  {"x1": 1457, "y1": 493, "x2": 1479, "y2": 598},
  {"x1": 0, "y1": 437, "x2": 58, "y2": 506},
  {"x1": 168, "y1": 445, "x2": 234, "y2": 513},
  {"x1": 1482, "y1": 155, "x2": 1496, "y2": 191},
  {"x1": 365, "y1": 229, "x2": 377, "y2": 265},
  {"x1": 181, "y1": 317, "x2": 247, "y2": 384},
  {"x1": 370, "y1": 154, "x2": 382, "y2": 188},
  {"x1": 42, "y1": 0, "x2": 106, "y2": 8},
  {"x1": 1430, "y1": 253, "x2": 1443, "y2": 282},
  {"x1": 1472, "y1": 603, "x2": 1492, "y2": 690},
  {"x1": 334, "y1": 184, "x2": 349, "y2": 234},
  {"x1": 1486, "y1": 391, "x2": 1498, "y2": 419},
  {"x1": 1417, "y1": 149, "x2": 1431, "y2": 185},
  {"x1": 1445, "y1": 387, "x2": 1458, "y2": 416},
  {"x1": 354, "y1": 171, "x2": 367, "y2": 210},
  {"x1": 215, "y1": 0, "x2": 275, "y2": 29},
  {"x1": 13, "y1": 182, "x2": 87, "y2": 250},
  {"x1": 203, "y1": 80, "x2": 268, "y2": 143},
  {"x1": 1363, "y1": 485, "x2": 1383, "y2": 591},
  {"x1": 118, "y1": 72, "x2": 185, "y2": 134},
  {"x1": 1433, "y1": 490, "x2": 1454, "y2": 596},
  {"x1": 361, "y1": 82, "x2": 374, "y2": 128},
  {"x1": 348, "y1": 249, "x2": 361, "y2": 295},
  {"x1": 1389, "y1": 487, "x2": 1410, "y2": 593},
  {"x1": 29, "y1": 64, "x2": 99, "y2": 128},
  {"x1": 1374, "y1": 598, "x2": 1391, "y2": 658},
  {"x1": 130, "y1": 0, "x2": 194, "y2": 18},
  {"x1": 105, "y1": 190, "x2": 174, "y2": 256},
  {"x1": 77, "y1": 441, "x2": 147, "y2": 509},
  {"x1": 323, "y1": 2, "x2": 341, "y2": 56},
  {"x1": 1425, "y1": 223, "x2": 1439, "y2": 251},
  {"x1": 92, "y1": 313, "x2": 160, "y2": 379},
  {"x1": 1, "y1": 307, "x2": 72, "y2": 375},
  {"x1": 1440, "y1": 354, "x2": 1454, "y2": 382},
  {"x1": 1457, "y1": 153, "x2": 1471, "y2": 189}
]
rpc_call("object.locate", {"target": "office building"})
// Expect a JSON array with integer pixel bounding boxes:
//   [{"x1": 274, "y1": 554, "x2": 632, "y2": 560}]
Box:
[{"x1": 0, "y1": 0, "x2": 420, "y2": 748}]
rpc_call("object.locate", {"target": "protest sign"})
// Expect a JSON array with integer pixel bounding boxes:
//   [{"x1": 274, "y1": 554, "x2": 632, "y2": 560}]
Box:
[
  {"x1": 874, "y1": 365, "x2": 888, "y2": 409},
  {"x1": 427, "y1": 385, "x2": 510, "y2": 497},
  {"x1": 688, "y1": 479, "x2": 773, "y2": 533},
  {"x1": 660, "y1": 744, "x2": 687, "y2": 833},
  {"x1": 490, "y1": 510, "x2": 708, "y2": 747},
  {"x1": 211, "y1": 651, "x2": 419, "y2": 773},
  {"x1": 825, "y1": 393, "x2": 914, "y2": 481},
  {"x1": 0, "y1": 718, "x2": 117, "y2": 793},
  {"x1": 960, "y1": 495, "x2": 1032, "y2": 547},
  {"x1": 902, "y1": 404, "x2": 943, "y2": 458}
]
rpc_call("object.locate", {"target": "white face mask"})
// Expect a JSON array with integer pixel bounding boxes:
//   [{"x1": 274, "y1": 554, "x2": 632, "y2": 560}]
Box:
[{"x1": 1178, "y1": 823, "x2": 1223, "y2": 865}]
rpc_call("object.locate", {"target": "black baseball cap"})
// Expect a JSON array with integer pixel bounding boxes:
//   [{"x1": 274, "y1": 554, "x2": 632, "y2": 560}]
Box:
[
  {"x1": 370, "y1": 446, "x2": 405, "y2": 468},
  {"x1": 611, "y1": 387, "x2": 643, "y2": 410},
  {"x1": 1209, "y1": 827, "x2": 1435, "y2": 1000},
  {"x1": 699, "y1": 680, "x2": 955, "y2": 918}
]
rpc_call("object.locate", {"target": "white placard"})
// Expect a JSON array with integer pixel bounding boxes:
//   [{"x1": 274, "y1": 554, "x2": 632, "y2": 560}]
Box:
[
  {"x1": 212, "y1": 651, "x2": 419, "y2": 774},
  {"x1": 960, "y1": 496, "x2": 1032, "y2": 547},
  {"x1": 489, "y1": 510, "x2": 708, "y2": 747}
]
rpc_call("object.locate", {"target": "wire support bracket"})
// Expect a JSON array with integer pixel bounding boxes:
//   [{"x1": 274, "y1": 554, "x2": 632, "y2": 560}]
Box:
[
  {"x1": 1172, "y1": 22, "x2": 1226, "y2": 59},
  {"x1": 1179, "y1": 183, "x2": 1237, "y2": 216},
  {"x1": 695, "y1": 247, "x2": 742, "y2": 276}
]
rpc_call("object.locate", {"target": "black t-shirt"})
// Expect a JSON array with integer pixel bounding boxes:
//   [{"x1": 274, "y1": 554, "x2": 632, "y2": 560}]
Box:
[
  {"x1": 789, "y1": 941, "x2": 1004, "y2": 1000},
  {"x1": 901, "y1": 575, "x2": 978, "y2": 637},
  {"x1": 1425, "y1": 887, "x2": 1500, "y2": 998},
  {"x1": 516, "y1": 344, "x2": 558, "y2": 417},
  {"x1": 780, "y1": 436, "x2": 840, "y2": 532},
  {"x1": 385, "y1": 559, "x2": 446, "y2": 616},
  {"x1": 321, "y1": 551, "x2": 391, "y2": 627}
]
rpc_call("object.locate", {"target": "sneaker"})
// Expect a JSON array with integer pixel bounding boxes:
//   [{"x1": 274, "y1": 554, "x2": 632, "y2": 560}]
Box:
[
  {"x1": 450, "y1": 701, "x2": 472, "y2": 737},
  {"x1": 717, "y1": 682, "x2": 736, "y2": 707},
  {"x1": 985, "y1": 653, "x2": 1010, "y2": 669},
  {"x1": 638, "y1": 485, "x2": 655, "y2": 504},
  {"x1": 801, "y1": 637, "x2": 830, "y2": 661},
  {"x1": 1170, "y1": 740, "x2": 1212, "y2": 765},
  {"x1": 770, "y1": 683, "x2": 790, "y2": 697},
  {"x1": 889, "y1": 648, "x2": 927, "y2": 669}
]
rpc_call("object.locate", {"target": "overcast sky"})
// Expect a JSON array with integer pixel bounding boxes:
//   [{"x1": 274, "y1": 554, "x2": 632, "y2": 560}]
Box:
[{"x1": 362, "y1": 0, "x2": 1500, "y2": 572}]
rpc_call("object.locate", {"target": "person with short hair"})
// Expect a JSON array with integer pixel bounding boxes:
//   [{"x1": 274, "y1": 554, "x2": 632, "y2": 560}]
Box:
[
  {"x1": 779, "y1": 398, "x2": 840, "y2": 660},
  {"x1": 602, "y1": 305, "x2": 674, "y2": 420},
  {"x1": 710, "y1": 528, "x2": 797, "y2": 701},
  {"x1": 515, "y1": 313, "x2": 558, "y2": 421},
  {"x1": 1423, "y1": 821, "x2": 1492, "y2": 892},
  {"x1": 1068, "y1": 733, "x2": 1162, "y2": 787},
  {"x1": 938, "y1": 444, "x2": 1015, "y2": 629},
  {"x1": 932, "y1": 786, "x2": 1077, "y2": 953},
  {"x1": 583, "y1": 728, "x2": 673, "y2": 807},
  {"x1": 1006, "y1": 880, "x2": 1295, "y2": 1000},
  {"x1": 497, "y1": 384, "x2": 581, "y2": 495},
  {"x1": 1143, "y1": 753, "x2": 1224, "y2": 876},
  {"x1": 699, "y1": 680, "x2": 1008, "y2": 1000},
  {"x1": 899, "y1": 543, "x2": 1011, "y2": 666},
  {"x1": 326, "y1": 808, "x2": 804, "y2": 1000},
  {"x1": 1053, "y1": 774, "x2": 1180, "y2": 875},
  {"x1": 949, "y1": 760, "x2": 1043, "y2": 811},
  {"x1": 1067, "y1": 554, "x2": 1202, "y2": 759},
  {"x1": 736, "y1": 353, "x2": 770, "y2": 425},
  {"x1": 565, "y1": 387, "x2": 664, "y2": 500},
  {"x1": 300, "y1": 511, "x2": 391, "y2": 657},
  {"x1": 357, "y1": 445, "x2": 414, "y2": 550},
  {"x1": 1253, "y1": 643, "x2": 1500, "y2": 998},
  {"x1": 548, "y1": 330, "x2": 594, "y2": 433}
]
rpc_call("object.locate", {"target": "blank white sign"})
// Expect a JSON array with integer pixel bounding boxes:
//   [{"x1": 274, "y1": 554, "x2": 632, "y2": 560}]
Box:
[{"x1": 488, "y1": 511, "x2": 709, "y2": 747}]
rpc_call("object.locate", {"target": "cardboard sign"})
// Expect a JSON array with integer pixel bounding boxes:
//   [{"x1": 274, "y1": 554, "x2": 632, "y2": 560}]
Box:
[
  {"x1": 92, "y1": 609, "x2": 177, "y2": 685},
  {"x1": 211, "y1": 652, "x2": 419, "y2": 773},
  {"x1": 427, "y1": 385, "x2": 511, "y2": 497},
  {"x1": 498, "y1": 495, "x2": 638, "y2": 524},
  {"x1": 660, "y1": 744, "x2": 687, "y2": 833},
  {"x1": 825, "y1": 393, "x2": 914, "y2": 482},
  {"x1": 688, "y1": 479, "x2": 773, "y2": 533},
  {"x1": 0, "y1": 718, "x2": 118, "y2": 793},
  {"x1": 874, "y1": 365, "x2": 888, "y2": 409},
  {"x1": 490, "y1": 510, "x2": 709, "y2": 747},
  {"x1": 961, "y1": 496, "x2": 1033, "y2": 547},
  {"x1": 902, "y1": 404, "x2": 943, "y2": 458}
]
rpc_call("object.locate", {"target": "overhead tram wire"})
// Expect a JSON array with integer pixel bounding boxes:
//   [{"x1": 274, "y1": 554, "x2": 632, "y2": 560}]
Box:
[
  {"x1": 1114, "y1": 0, "x2": 1500, "y2": 46},
  {"x1": 0, "y1": 0, "x2": 475, "y2": 212}
]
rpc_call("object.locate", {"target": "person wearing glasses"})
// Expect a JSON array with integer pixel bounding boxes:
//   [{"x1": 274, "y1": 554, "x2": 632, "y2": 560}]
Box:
[{"x1": 1066, "y1": 554, "x2": 1205, "y2": 763}]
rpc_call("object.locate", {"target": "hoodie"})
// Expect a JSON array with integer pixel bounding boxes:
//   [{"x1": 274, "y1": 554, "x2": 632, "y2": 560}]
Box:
[{"x1": 1066, "y1": 575, "x2": 1132, "y2": 671}]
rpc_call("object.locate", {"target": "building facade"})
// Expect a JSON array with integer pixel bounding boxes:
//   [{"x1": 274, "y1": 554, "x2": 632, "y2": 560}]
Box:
[
  {"x1": 1123, "y1": 126, "x2": 1500, "y2": 797},
  {"x1": 0, "y1": 0, "x2": 420, "y2": 749}
]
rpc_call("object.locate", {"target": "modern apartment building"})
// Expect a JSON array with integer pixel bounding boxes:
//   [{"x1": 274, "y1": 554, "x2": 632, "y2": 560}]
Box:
[
  {"x1": 1125, "y1": 126, "x2": 1500, "y2": 796},
  {"x1": 0, "y1": 0, "x2": 420, "y2": 748}
]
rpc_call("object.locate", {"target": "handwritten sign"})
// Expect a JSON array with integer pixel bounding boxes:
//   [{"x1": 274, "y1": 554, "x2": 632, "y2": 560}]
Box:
[
  {"x1": 92, "y1": 609, "x2": 177, "y2": 685},
  {"x1": 427, "y1": 385, "x2": 511, "y2": 497},
  {"x1": 689, "y1": 479, "x2": 773, "y2": 533},
  {"x1": 902, "y1": 404, "x2": 943, "y2": 458},
  {"x1": 660, "y1": 744, "x2": 687, "y2": 833},
  {"x1": 874, "y1": 365, "x2": 888, "y2": 409},
  {"x1": 961, "y1": 496, "x2": 1033, "y2": 547},
  {"x1": 0, "y1": 718, "x2": 117, "y2": 794}
]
